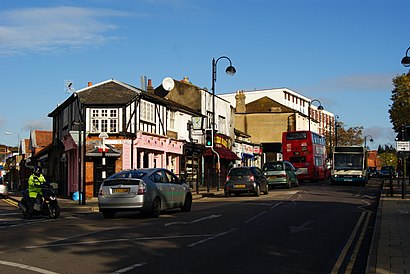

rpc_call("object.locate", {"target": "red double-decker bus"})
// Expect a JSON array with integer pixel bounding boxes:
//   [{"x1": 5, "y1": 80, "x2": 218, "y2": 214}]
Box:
[{"x1": 282, "y1": 130, "x2": 327, "y2": 182}]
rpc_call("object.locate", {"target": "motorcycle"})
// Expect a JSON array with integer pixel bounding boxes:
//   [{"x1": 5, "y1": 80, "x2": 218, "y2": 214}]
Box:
[{"x1": 18, "y1": 183, "x2": 61, "y2": 219}]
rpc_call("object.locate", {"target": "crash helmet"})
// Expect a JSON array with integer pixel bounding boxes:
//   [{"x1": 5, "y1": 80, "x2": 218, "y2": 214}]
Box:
[{"x1": 34, "y1": 166, "x2": 43, "y2": 176}]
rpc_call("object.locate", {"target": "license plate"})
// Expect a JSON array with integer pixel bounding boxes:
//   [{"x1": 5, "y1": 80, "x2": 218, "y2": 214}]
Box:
[
  {"x1": 113, "y1": 188, "x2": 129, "y2": 193},
  {"x1": 234, "y1": 184, "x2": 246, "y2": 189}
]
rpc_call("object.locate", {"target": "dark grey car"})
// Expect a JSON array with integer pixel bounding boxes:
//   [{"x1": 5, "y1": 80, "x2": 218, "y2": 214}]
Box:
[
  {"x1": 224, "y1": 166, "x2": 269, "y2": 197},
  {"x1": 98, "y1": 168, "x2": 192, "y2": 218}
]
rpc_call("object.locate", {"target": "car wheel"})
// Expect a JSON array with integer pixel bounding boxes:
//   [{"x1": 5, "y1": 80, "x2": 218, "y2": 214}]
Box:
[
  {"x1": 255, "y1": 185, "x2": 260, "y2": 197},
  {"x1": 149, "y1": 197, "x2": 161, "y2": 218},
  {"x1": 181, "y1": 194, "x2": 192, "y2": 212},
  {"x1": 101, "y1": 209, "x2": 116, "y2": 219},
  {"x1": 264, "y1": 184, "x2": 269, "y2": 195}
]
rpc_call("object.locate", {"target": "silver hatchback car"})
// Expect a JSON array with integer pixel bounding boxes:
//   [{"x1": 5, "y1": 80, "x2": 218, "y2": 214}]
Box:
[{"x1": 98, "y1": 168, "x2": 192, "y2": 218}]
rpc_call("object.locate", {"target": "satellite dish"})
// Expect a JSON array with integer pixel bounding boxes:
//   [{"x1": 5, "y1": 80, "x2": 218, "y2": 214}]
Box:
[{"x1": 162, "y1": 77, "x2": 175, "y2": 91}]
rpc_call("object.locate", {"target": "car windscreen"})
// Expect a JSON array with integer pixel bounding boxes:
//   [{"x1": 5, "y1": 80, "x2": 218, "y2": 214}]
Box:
[
  {"x1": 262, "y1": 163, "x2": 284, "y2": 171},
  {"x1": 229, "y1": 168, "x2": 252, "y2": 176}
]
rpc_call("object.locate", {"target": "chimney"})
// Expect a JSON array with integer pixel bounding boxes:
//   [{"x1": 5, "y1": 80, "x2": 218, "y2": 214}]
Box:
[
  {"x1": 235, "y1": 90, "x2": 246, "y2": 113},
  {"x1": 147, "y1": 79, "x2": 155, "y2": 94},
  {"x1": 88, "y1": 82, "x2": 93, "y2": 87}
]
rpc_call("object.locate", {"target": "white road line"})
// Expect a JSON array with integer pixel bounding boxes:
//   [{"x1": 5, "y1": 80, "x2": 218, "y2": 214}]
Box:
[
  {"x1": 25, "y1": 234, "x2": 213, "y2": 249},
  {"x1": 164, "y1": 214, "x2": 221, "y2": 226},
  {"x1": 270, "y1": 201, "x2": 283, "y2": 209},
  {"x1": 0, "y1": 259, "x2": 59, "y2": 274},
  {"x1": 244, "y1": 211, "x2": 267, "y2": 224},
  {"x1": 112, "y1": 263, "x2": 146, "y2": 273},
  {"x1": 188, "y1": 228, "x2": 237, "y2": 248}
]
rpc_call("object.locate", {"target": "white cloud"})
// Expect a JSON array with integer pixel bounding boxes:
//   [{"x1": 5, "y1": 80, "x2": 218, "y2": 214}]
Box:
[{"x1": 0, "y1": 6, "x2": 128, "y2": 56}]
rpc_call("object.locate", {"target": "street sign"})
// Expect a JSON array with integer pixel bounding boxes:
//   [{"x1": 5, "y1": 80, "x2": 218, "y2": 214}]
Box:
[
  {"x1": 98, "y1": 132, "x2": 109, "y2": 139},
  {"x1": 396, "y1": 141, "x2": 410, "y2": 151}
]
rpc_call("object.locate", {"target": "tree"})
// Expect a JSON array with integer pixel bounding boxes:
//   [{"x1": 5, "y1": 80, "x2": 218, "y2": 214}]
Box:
[
  {"x1": 389, "y1": 72, "x2": 410, "y2": 131},
  {"x1": 335, "y1": 122, "x2": 364, "y2": 146}
]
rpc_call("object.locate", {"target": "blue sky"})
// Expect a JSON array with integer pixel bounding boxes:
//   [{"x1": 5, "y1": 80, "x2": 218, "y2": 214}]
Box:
[{"x1": 0, "y1": 0, "x2": 409, "y2": 149}]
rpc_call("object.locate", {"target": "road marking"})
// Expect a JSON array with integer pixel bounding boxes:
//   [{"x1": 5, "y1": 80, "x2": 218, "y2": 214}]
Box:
[
  {"x1": 244, "y1": 210, "x2": 267, "y2": 223},
  {"x1": 345, "y1": 211, "x2": 372, "y2": 273},
  {"x1": 164, "y1": 214, "x2": 221, "y2": 226},
  {"x1": 0, "y1": 259, "x2": 59, "y2": 274},
  {"x1": 1, "y1": 198, "x2": 18, "y2": 207},
  {"x1": 25, "y1": 234, "x2": 213, "y2": 249},
  {"x1": 331, "y1": 211, "x2": 366, "y2": 274},
  {"x1": 112, "y1": 263, "x2": 146, "y2": 273},
  {"x1": 289, "y1": 220, "x2": 314, "y2": 234},
  {"x1": 270, "y1": 201, "x2": 283, "y2": 209},
  {"x1": 188, "y1": 228, "x2": 237, "y2": 248}
]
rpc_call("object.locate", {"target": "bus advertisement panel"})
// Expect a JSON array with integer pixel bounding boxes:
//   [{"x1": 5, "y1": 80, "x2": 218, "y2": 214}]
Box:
[
  {"x1": 331, "y1": 146, "x2": 368, "y2": 186},
  {"x1": 282, "y1": 131, "x2": 327, "y2": 182}
]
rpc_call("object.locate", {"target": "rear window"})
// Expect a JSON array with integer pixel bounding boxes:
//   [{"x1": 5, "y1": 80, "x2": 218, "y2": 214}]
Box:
[
  {"x1": 229, "y1": 168, "x2": 252, "y2": 176},
  {"x1": 108, "y1": 171, "x2": 146, "y2": 179},
  {"x1": 263, "y1": 162, "x2": 284, "y2": 171}
]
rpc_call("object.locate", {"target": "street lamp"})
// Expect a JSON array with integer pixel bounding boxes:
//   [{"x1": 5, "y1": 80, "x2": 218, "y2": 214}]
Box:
[
  {"x1": 210, "y1": 56, "x2": 236, "y2": 192},
  {"x1": 401, "y1": 46, "x2": 410, "y2": 67},
  {"x1": 364, "y1": 135, "x2": 374, "y2": 149},
  {"x1": 308, "y1": 99, "x2": 324, "y2": 132}
]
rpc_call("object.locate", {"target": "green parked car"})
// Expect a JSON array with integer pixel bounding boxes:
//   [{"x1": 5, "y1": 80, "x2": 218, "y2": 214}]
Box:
[{"x1": 262, "y1": 161, "x2": 299, "y2": 188}]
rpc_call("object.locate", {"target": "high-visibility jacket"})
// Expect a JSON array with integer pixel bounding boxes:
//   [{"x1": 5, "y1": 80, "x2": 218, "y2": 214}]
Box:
[{"x1": 28, "y1": 174, "x2": 46, "y2": 198}]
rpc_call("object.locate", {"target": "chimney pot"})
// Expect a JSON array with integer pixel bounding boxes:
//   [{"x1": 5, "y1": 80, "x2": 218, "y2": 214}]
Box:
[{"x1": 88, "y1": 82, "x2": 92, "y2": 87}]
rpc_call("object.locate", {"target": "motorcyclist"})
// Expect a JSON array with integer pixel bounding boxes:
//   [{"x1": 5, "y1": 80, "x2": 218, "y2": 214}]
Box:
[{"x1": 28, "y1": 166, "x2": 46, "y2": 213}]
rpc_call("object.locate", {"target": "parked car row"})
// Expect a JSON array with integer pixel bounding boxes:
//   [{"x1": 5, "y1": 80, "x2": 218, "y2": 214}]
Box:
[{"x1": 98, "y1": 162, "x2": 301, "y2": 219}]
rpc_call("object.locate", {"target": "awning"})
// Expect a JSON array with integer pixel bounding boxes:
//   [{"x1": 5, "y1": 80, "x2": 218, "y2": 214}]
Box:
[
  {"x1": 86, "y1": 144, "x2": 122, "y2": 157},
  {"x1": 203, "y1": 148, "x2": 240, "y2": 161}
]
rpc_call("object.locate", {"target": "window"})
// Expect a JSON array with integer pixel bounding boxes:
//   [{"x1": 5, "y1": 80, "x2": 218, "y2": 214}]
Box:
[
  {"x1": 218, "y1": 116, "x2": 226, "y2": 134},
  {"x1": 140, "y1": 101, "x2": 155, "y2": 123},
  {"x1": 90, "y1": 108, "x2": 119, "y2": 133},
  {"x1": 168, "y1": 110, "x2": 175, "y2": 130}
]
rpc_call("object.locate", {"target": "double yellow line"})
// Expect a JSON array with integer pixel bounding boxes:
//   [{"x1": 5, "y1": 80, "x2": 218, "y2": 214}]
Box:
[
  {"x1": 331, "y1": 211, "x2": 372, "y2": 274},
  {"x1": 2, "y1": 198, "x2": 19, "y2": 207}
]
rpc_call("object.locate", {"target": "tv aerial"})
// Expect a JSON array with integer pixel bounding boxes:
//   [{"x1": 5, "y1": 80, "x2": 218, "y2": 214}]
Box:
[{"x1": 64, "y1": 80, "x2": 75, "y2": 93}]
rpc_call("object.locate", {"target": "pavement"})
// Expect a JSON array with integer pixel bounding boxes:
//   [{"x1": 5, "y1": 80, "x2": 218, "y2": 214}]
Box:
[
  {"x1": 5, "y1": 180, "x2": 410, "y2": 274},
  {"x1": 366, "y1": 178, "x2": 410, "y2": 274}
]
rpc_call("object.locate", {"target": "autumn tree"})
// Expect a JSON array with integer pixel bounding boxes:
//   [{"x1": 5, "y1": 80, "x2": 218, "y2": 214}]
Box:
[
  {"x1": 389, "y1": 72, "x2": 410, "y2": 132},
  {"x1": 335, "y1": 122, "x2": 364, "y2": 146}
]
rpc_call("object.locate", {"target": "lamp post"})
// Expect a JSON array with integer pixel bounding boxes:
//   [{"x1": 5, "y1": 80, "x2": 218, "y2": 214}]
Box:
[
  {"x1": 334, "y1": 115, "x2": 340, "y2": 147},
  {"x1": 210, "y1": 56, "x2": 236, "y2": 192},
  {"x1": 308, "y1": 99, "x2": 324, "y2": 132},
  {"x1": 401, "y1": 46, "x2": 410, "y2": 67},
  {"x1": 364, "y1": 135, "x2": 374, "y2": 149}
]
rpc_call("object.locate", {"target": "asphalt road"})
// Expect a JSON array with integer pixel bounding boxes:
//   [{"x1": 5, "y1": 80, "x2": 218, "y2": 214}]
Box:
[{"x1": 0, "y1": 179, "x2": 381, "y2": 274}]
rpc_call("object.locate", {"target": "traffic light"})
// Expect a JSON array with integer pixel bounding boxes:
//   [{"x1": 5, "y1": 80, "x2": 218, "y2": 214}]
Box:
[{"x1": 204, "y1": 129, "x2": 213, "y2": 147}]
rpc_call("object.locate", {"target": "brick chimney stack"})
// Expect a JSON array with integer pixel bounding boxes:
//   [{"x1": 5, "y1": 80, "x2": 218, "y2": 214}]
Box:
[
  {"x1": 235, "y1": 90, "x2": 246, "y2": 113},
  {"x1": 147, "y1": 79, "x2": 155, "y2": 94}
]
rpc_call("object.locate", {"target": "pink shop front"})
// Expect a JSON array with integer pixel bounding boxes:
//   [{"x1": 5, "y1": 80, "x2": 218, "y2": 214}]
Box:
[{"x1": 129, "y1": 132, "x2": 184, "y2": 176}]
